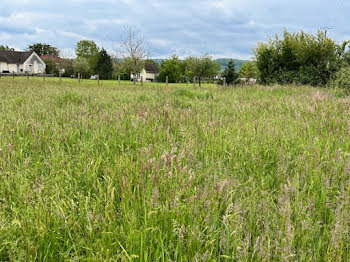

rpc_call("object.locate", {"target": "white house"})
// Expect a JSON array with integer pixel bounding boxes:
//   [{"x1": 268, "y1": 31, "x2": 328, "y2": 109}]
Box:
[
  {"x1": 0, "y1": 50, "x2": 46, "y2": 74},
  {"x1": 131, "y1": 62, "x2": 159, "y2": 82}
]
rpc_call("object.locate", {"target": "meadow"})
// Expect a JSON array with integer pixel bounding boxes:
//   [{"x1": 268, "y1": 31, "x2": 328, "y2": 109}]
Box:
[{"x1": 0, "y1": 77, "x2": 349, "y2": 261}]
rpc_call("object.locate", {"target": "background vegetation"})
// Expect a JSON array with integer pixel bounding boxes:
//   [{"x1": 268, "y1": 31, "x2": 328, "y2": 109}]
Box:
[{"x1": 254, "y1": 30, "x2": 350, "y2": 86}]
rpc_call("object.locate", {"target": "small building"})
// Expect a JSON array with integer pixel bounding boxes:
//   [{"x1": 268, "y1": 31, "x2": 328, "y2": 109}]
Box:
[
  {"x1": 0, "y1": 50, "x2": 46, "y2": 74},
  {"x1": 131, "y1": 62, "x2": 159, "y2": 82}
]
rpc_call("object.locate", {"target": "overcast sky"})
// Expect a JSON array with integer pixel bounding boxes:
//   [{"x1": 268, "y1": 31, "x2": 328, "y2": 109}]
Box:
[{"x1": 0, "y1": 0, "x2": 348, "y2": 59}]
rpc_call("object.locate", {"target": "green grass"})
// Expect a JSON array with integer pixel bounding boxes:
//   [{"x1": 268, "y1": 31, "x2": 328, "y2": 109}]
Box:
[
  {"x1": 0, "y1": 75, "x2": 215, "y2": 88},
  {"x1": 0, "y1": 78, "x2": 349, "y2": 261}
]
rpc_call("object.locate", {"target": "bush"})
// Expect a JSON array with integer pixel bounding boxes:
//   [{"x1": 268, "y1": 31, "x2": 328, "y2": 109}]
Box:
[
  {"x1": 329, "y1": 67, "x2": 350, "y2": 94},
  {"x1": 254, "y1": 30, "x2": 344, "y2": 86},
  {"x1": 43, "y1": 58, "x2": 59, "y2": 75}
]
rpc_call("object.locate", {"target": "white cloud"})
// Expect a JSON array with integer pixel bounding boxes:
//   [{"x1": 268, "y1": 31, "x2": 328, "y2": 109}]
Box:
[
  {"x1": 148, "y1": 39, "x2": 171, "y2": 48},
  {"x1": 58, "y1": 31, "x2": 88, "y2": 40}
]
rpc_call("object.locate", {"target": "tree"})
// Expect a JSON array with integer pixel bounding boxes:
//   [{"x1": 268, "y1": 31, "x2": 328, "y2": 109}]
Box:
[
  {"x1": 238, "y1": 61, "x2": 259, "y2": 82},
  {"x1": 95, "y1": 48, "x2": 113, "y2": 79},
  {"x1": 120, "y1": 26, "x2": 147, "y2": 84},
  {"x1": 75, "y1": 40, "x2": 99, "y2": 75},
  {"x1": 158, "y1": 55, "x2": 183, "y2": 83},
  {"x1": 60, "y1": 59, "x2": 74, "y2": 77},
  {"x1": 41, "y1": 55, "x2": 61, "y2": 75},
  {"x1": 27, "y1": 43, "x2": 59, "y2": 56},
  {"x1": 222, "y1": 59, "x2": 239, "y2": 85},
  {"x1": 75, "y1": 40, "x2": 99, "y2": 59},
  {"x1": 185, "y1": 54, "x2": 220, "y2": 87},
  {"x1": 73, "y1": 57, "x2": 90, "y2": 78},
  {"x1": 115, "y1": 59, "x2": 132, "y2": 80},
  {"x1": 0, "y1": 45, "x2": 14, "y2": 51}
]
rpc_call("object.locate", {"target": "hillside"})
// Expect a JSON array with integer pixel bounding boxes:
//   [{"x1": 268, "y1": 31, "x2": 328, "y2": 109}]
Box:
[{"x1": 215, "y1": 58, "x2": 248, "y2": 72}]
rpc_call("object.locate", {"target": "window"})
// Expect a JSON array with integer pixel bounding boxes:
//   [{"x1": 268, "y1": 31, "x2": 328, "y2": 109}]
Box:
[
  {"x1": 28, "y1": 64, "x2": 32, "y2": 72},
  {"x1": 38, "y1": 63, "x2": 42, "y2": 72}
]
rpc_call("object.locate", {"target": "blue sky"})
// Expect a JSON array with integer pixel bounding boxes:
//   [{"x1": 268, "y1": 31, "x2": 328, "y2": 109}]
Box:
[{"x1": 0, "y1": 0, "x2": 348, "y2": 59}]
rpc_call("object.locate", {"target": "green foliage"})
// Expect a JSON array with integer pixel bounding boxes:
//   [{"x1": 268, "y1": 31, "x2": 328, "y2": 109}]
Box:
[
  {"x1": 75, "y1": 40, "x2": 99, "y2": 75},
  {"x1": 94, "y1": 49, "x2": 113, "y2": 80},
  {"x1": 222, "y1": 59, "x2": 239, "y2": 85},
  {"x1": 185, "y1": 54, "x2": 220, "y2": 87},
  {"x1": 0, "y1": 79, "x2": 350, "y2": 260},
  {"x1": 0, "y1": 45, "x2": 14, "y2": 51},
  {"x1": 60, "y1": 59, "x2": 74, "y2": 77},
  {"x1": 73, "y1": 57, "x2": 90, "y2": 78},
  {"x1": 254, "y1": 30, "x2": 345, "y2": 86},
  {"x1": 121, "y1": 57, "x2": 144, "y2": 76},
  {"x1": 154, "y1": 58, "x2": 247, "y2": 73},
  {"x1": 239, "y1": 61, "x2": 259, "y2": 81},
  {"x1": 329, "y1": 66, "x2": 350, "y2": 94},
  {"x1": 158, "y1": 55, "x2": 183, "y2": 83},
  {"x1": 27, "y1": 43, "x2": 59, "y2": 56},
  {"x1": 75, "y1": 40, "x2": 99, "y2": 59},
  {"x1": 112, "y1": 59, "x2": 131, "y2": 80},
  {"x1": 43, "y1": 58, "x2": 59, "y2": 75}
]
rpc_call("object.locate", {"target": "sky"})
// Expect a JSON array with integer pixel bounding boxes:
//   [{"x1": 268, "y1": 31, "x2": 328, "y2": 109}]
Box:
[{"x1": 0, "y1": 0, "x2": 349, "y2": 59}]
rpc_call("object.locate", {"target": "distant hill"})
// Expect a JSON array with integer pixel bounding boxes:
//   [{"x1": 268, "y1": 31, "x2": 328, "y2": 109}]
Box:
[
  {"x1": 153, "y1": 58, "x2": 249, "y2": 72},
  {"x1": 153, "y1": 59, "x2": 165, "y2": 66},
  {"x1": 215, "y1": 58, "x2": 248, "y2": 72}
]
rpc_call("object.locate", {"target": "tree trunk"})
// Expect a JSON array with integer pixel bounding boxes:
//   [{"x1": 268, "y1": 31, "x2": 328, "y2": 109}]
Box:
[{"x1": 199, "y1": 77, "x2": 201, "y2": 88}]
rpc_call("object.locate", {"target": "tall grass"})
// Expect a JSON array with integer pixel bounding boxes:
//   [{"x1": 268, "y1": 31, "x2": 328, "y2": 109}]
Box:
[{"x1": 0, "y1": 78, "x2": 349, "y2": 261}]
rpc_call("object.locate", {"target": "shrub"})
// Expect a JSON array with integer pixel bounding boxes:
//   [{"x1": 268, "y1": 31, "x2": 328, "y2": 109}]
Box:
[
  {"x1": 329, "y1": 67, "x2": 350, "y2": 94},
  {"x1": 254, "y1": 30, "x2": 345, "y2": 86}
]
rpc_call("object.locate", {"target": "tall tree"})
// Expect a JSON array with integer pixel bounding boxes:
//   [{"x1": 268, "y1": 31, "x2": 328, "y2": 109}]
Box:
[
  {"x1": 95, "y1": 49, "x2": 113, "y2": 80},
  {"x1": 222, "y1": 59, "x2": 239, "y2": 85},
  {"x1": 75, "y1": 40, "x2": 99, "y2": 75},
  {"x1": 75, "y1": 40, "x2": 99, "y2": 59},
  {"x1": 27, "y1": 43, "x2": 59, "y2": 56},
  {"x1": 120, "y1": 26, "x2": 147, "y2": 84},
  {"x1": 185, "y1": 54, "x2": 220, "y2": 87}
]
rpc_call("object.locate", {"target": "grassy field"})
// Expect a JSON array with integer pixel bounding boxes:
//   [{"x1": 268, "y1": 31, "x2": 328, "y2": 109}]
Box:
[{"x1": 0, "y1": 77, "x2": 349, "y2": 261}]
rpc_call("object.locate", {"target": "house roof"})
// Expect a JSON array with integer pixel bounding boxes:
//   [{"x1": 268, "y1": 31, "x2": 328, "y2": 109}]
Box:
[
  {"x1": 40, "y1": 54, "x2": 62, "y2": 63},
  {"x1": 0, "y1": 50, "x2": 34, "y2": 64},
  {"x1": 144, "y1": 62, "x2": 159, "y2": 73}
]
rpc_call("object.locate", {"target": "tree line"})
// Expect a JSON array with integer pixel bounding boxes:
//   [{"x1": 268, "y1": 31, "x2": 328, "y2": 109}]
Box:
[
  {"x1": 17, "y1": 26, "x2": 258, "y2": 85},
  {"x1": 254, "y1": 29, "x2": 350, "y2": 87},
  {"x1": 9, "y1": 27, "x2": 350, "y2": 91}
]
